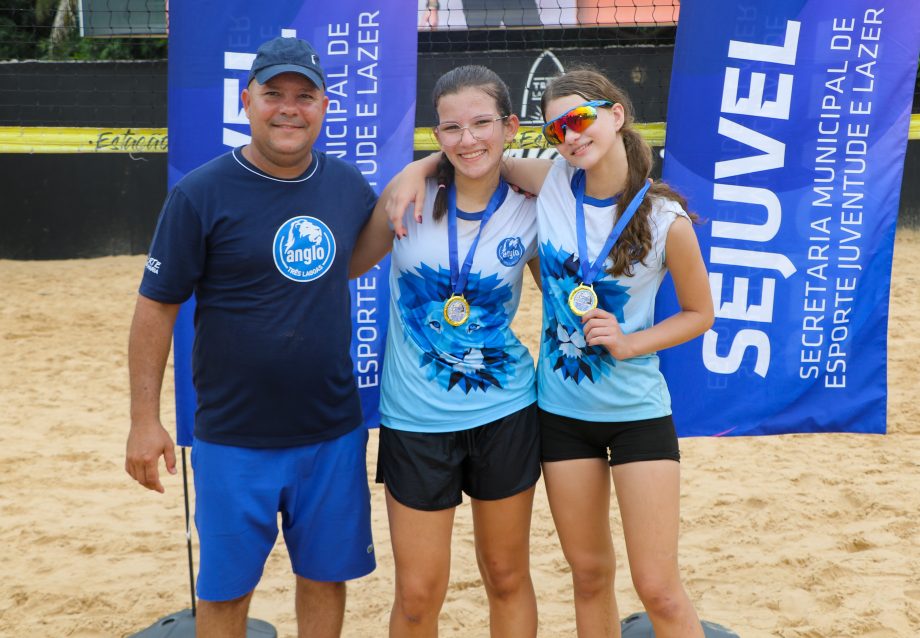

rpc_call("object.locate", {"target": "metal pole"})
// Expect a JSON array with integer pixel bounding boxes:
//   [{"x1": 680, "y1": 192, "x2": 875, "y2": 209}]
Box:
[{"x1": 181, "y1": 447, "x2": 196, "y2": 616}]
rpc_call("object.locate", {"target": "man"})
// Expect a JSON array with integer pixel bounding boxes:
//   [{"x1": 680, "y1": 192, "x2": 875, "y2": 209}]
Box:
[{"x1": 125, "y1": 36, "x2": 377, "y2": 638}]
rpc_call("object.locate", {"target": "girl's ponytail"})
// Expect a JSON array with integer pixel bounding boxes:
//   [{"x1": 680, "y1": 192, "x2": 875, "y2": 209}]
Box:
[{"x1": 432, "y1": 154, "x2": 456, "y2": 221}]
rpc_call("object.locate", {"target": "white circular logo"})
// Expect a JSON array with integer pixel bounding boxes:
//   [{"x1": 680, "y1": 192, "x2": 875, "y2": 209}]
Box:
[{"x1": 273, "y1": 216, "x2": 336, "y2": 282}]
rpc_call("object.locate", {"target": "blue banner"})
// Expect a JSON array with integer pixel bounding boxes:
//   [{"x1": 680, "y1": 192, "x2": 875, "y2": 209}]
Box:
[
  {"x1": 168, "y1": 1, "x2": 416, "y2": 445},
  {"x1": 659, "y1": 1, "x2": 920, "y2": 436}
]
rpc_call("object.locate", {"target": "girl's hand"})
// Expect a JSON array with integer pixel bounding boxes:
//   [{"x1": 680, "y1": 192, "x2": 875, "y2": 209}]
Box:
[
  {"x1": 509, "y1": 182, "x2": 537, "y2": 199},
  {"x1": 383, "y1": 169, "x2": 426, "y2": 238},
  {"x1": 383, "y1": 153, "x2": 441, "y2": 238},
  {"x1": 581, "y1": 308, "x2": 634, "y2": 360}
]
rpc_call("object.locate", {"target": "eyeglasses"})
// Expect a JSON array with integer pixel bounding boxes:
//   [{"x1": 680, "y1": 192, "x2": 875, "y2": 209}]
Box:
[
  {"x1": 541, "y1": 100, "x2": 613, "y2": 145},
  {"x1": 434, "y1": 115, "x2": 508, "y2": 146}
]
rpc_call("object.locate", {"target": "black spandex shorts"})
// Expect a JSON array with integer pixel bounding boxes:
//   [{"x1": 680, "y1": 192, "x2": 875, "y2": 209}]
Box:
[
  {"x1": 376, "y1": 403, "x2": 541, "y2": 511},
  {"x1": 539, "y1": 409, "x2": 680, "y2": 466}
]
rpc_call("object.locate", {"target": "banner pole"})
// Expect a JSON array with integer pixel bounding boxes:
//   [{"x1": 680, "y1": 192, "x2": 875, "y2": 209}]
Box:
[{"x1": 181, "y1": 447, "x2": 196, "y2": 616}]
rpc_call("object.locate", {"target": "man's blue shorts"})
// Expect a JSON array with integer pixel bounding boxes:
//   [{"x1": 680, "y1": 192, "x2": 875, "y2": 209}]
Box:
[{"x1": 191, "y1": 425, "x2": 375, "y2": 602}]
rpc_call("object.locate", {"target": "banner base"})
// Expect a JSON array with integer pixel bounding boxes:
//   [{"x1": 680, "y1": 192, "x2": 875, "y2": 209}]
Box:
[
  {"x1": 128, "y1": 609, "x2": 277, "y2": 637},
  {"x1": 621, "y1": 611, "x2": 739, "y2": 637}
]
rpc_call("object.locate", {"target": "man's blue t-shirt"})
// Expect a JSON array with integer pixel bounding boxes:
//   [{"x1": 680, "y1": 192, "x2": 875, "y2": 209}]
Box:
[{"x1": 140, "y1": 148, "x2": 376, "y2": 448}]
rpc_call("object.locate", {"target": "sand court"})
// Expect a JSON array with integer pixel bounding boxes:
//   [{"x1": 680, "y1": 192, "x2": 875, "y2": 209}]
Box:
[{"x1": 1, "y1": 229, "x2": 918, "y2": 637}]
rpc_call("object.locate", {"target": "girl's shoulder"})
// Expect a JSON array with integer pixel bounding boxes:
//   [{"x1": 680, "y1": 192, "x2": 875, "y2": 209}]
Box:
[
  {"x1": 546, "y1": 157, "x2": 576, "y2": 181},
  {"x1": 503, "y1": 183, "x2": 537, "y2": 209},
  {"x1": 645, "y1": 195, "x2": 690, "y2": 249},
  {"x1": 647, "y1": 193, "x2": 689, "y2": 221}
]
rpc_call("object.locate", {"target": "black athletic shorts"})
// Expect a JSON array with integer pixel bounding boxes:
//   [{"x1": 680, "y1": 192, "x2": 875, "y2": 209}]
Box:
[
  {"x1": 376, "y1": 403, "x2": 541, "y2": 511},
  {"x1": 539, "y1": 409, "x2": 680, "y2": 466}
]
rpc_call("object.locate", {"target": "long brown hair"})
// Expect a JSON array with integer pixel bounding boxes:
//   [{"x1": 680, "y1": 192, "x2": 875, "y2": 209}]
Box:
[
  {"x1": 431, "y1": 65, "x2": 513, "y2": 221},
  {"x1": 541, "y1": 68, "x2": 696, "y2": 277}
]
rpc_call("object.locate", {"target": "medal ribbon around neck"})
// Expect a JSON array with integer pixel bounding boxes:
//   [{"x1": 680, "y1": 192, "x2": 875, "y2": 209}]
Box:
[
  {"x1": 444, "y1": 179, "x2": 508, "y2": 326},
  {"x1": 569, "y1": 170, "x2": 652, "y2": 316}
]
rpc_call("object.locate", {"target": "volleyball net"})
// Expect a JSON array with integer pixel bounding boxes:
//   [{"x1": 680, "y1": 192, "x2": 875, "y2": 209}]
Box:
[
  {"x1": 0, "y1": 2, "x2": 917, "y2": 154},
  {"x1": 2, "y1": 1, "x2": 689, "y2": 154}
]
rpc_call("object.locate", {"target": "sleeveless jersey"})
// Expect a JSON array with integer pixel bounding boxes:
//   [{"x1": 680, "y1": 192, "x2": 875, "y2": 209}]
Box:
[{"x1": 537, "y1": 160, "x2": 689, "y2": 422}]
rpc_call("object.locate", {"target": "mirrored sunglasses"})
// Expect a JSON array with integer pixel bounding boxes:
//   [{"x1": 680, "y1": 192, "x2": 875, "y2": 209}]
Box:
[{"x1": 541, "y1": 100, "x2": 613, "y2": 145}]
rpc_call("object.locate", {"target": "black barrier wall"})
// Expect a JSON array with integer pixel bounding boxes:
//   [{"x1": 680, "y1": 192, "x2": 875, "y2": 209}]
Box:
[
  {"x1": 0, "y1": 60, "x2": 167, "y2": 126},
  {"x1": 0, "y1": 55, "x2": 917, "y2": 260},
  {"x1": 1, "y1": 60, "x2": 167, "y2": 259},
  {"x1": 0, "y1": 154, "x2": 165, "y2": 259}
]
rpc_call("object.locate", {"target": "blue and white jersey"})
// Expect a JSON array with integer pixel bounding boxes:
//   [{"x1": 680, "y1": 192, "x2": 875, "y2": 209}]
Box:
[
  {"x1": 537, "y1": 160, "x2": 689, "y2": 422},
  {"x1": 380, "y1": 178, "x2": 538, "y2": 433}
]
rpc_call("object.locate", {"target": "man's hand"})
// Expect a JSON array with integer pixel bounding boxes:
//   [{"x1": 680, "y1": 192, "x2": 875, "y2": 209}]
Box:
[
  {"x1": 125, "y1": 420, "x2": 177, "y2": 493},
  {"x1": 127, "y1": 295, "x2": 181, "y2": 493}
]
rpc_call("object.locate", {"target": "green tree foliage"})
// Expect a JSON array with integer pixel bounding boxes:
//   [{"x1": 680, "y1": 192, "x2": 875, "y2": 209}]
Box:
[
  {"x1": 34, "y1": 0, "x2": 58, "y2": 22},
  {"x1": 0, "y1": 0, "x2": 166, "y2": 60},
  {"x1": 0, "y1": 0, "x2": 40, "y2": 59}
]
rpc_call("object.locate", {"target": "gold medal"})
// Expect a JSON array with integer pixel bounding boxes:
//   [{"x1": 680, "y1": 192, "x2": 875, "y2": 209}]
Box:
[
  {"x1": 444, "y1": 294, "x2": 471, "y2": 326},
  {"x1": 568, "y1": 284, "x2": 597, "y2": 316}
]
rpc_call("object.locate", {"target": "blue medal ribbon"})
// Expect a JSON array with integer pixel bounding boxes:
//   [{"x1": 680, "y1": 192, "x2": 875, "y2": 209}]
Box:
[
  {"x1": 573, "y1": 169, "x2": 651, "y2": 286},
  {"x1": 447, "y1": 179, "x2": 508, "y2": 296}
]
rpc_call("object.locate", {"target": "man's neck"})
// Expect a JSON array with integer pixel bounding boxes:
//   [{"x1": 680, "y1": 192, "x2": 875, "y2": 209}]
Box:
[{"x1": 241, "y1": 144, "x2": 313, "y2": 179}]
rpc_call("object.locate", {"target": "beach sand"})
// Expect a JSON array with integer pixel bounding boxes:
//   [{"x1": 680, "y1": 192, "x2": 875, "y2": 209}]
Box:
[{"x1": 1, "y1": 228, "x2": 918, "y2": 638}]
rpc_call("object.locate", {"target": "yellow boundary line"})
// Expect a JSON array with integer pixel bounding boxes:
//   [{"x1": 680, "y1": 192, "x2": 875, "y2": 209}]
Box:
[
  {"x1": 2, "y1": 115, "x2": 918, "y2": 153},
  {"x1": 0, "y1": 126, "x2": 168, "y2": 153}
]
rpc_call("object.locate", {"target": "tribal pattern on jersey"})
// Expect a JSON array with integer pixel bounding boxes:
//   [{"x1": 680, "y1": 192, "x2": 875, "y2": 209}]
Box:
[
  {"x1": 397, "y1": 262, "x2": 517, "y2": 393},
  {"x1": 540, "y1": 239, "x2": 629, "y2": 384}
]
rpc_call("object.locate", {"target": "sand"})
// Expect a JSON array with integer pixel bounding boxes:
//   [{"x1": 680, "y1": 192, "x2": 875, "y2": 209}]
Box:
[{"x1": 1, "y1": 228, "x2": 918, "y2": 638}]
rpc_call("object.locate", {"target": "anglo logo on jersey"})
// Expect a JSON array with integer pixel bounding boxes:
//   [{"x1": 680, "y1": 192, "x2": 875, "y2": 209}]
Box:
[
  {"x1": 273, "y1": 216, "x2": 336, "y2": 282},
  {"x1": 496, "y1": 236, "x2": 525, "y2": 267}
]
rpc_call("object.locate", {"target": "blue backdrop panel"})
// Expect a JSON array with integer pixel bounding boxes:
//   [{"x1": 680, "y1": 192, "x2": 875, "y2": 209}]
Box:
[
  {"x1": 168, "y1": 1, "x2": 416, "y2": 445},
  {"x1": 658, "y1": 0, "x2": 920, "y2": 436}
]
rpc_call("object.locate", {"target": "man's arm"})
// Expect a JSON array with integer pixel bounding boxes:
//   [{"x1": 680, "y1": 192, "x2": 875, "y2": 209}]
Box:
[
  {"x1": 126, "y1": 294, "x2": 181, "y2": 493},
  {"x1": 349, "y1": 181, "x2": 398, "y2": 279}
]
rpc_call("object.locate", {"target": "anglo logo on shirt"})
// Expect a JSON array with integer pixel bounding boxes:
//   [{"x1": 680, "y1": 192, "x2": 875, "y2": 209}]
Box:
[
  {"x1": 496, "y1": 236, "x2": 525, "y2": 267},
  {"x1": 273, "y1": 215, "x2": 336, "y2": 282}
]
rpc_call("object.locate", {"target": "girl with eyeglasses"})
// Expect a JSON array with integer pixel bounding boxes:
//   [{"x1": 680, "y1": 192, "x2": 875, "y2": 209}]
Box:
[
  {"x1": 351, "y1": 65, "x2": 542, "y2": 637},
  {"x1": 388, "y1": 68, "x2": 712, "y2": 638}
]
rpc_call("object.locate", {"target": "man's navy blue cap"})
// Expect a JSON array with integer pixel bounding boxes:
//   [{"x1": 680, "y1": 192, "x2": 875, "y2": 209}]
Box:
[{"x1": 248, "y1": 36, "x2": 325, "y2": 89}]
